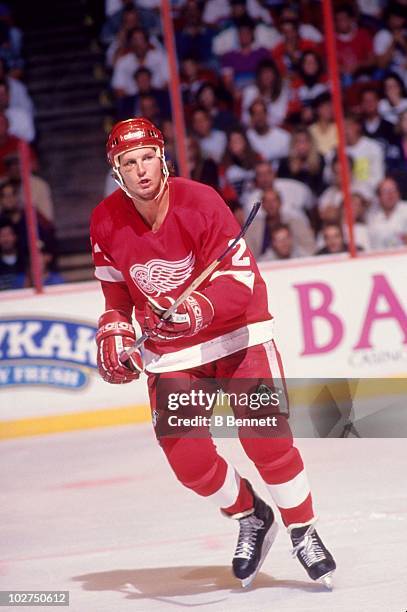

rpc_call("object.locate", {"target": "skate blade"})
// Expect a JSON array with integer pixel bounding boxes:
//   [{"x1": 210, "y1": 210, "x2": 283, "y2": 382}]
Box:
[
  {"x1": 240, "y1": 522, "x2": 279, "y2": 588},
  {"x1": 318, "y1": 571, "x2": 334, "y2": 590}
]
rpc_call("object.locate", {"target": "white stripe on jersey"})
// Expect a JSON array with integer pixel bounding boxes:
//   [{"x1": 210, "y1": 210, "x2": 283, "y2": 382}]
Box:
[
  {"x1": 263, "y1": 339, "x2": 282, "y2": 378},
  {"x1": 95, "y1": 265, "x2": 125, "y2": 282},
  {"x1": 144, "y1": 319, "x2": 274, "y2": 373}
]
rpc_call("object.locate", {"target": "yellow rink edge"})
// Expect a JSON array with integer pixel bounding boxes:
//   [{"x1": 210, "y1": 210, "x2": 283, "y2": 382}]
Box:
[
  {"x1": 1, "y1": 378, "x2": 406, "y2": 440},
  {"x1": 0, "y1": 404, "x2": 151, "y2": 440}
]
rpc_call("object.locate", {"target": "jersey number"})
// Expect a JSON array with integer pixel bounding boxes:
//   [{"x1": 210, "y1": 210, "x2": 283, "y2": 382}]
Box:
[{"x1": 228, "y1": 238, "x2": 250, "y2": 266}]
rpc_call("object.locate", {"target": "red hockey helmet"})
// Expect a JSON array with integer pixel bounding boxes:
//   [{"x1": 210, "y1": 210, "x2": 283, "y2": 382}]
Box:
[
  {"x1": 106, "y1": 117, "x2": 169, "y2": 198},
  {"x1": 106, "y1": 117, "x2": 165, "y2": 168}
]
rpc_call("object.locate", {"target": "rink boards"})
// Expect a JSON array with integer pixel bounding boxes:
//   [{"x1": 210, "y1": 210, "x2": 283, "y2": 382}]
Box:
[{"x1": 1, "y1": 250, "x2": 406, "y2": 438}]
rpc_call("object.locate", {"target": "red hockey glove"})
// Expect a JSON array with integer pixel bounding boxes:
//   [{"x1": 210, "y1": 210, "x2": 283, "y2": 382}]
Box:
[
  {"x1": 96, "y1": 310, "x2": 143, "y2": 384},
  {"x1": 144, "y1": 292, "x2": 214, "y2": 342}
]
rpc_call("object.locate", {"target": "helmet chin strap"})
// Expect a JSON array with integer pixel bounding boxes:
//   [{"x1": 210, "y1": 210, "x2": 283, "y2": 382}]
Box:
[{"x1": 113, "y1": 148, "x2": 169, "y2": 203}]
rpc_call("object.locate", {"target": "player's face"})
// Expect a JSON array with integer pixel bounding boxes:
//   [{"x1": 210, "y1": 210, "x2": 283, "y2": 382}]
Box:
[{"x1": 119, "y1": 147, "x2": 162, "y2": 201}]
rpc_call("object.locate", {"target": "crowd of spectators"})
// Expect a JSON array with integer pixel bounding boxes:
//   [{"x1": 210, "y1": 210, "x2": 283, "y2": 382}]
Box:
[
  {"x1": 102, "y1": 0, "x2": 407, "y2": 262},
  {"x1": 0, "y1": 2, "x2": 58, "y2": 291},
  {"x1": 2, "y1": 0, "x2": 407, "y2": 291}
]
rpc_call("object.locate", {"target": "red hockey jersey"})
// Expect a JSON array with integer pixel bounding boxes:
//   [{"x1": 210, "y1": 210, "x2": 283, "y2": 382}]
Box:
[{"x1": 90, "y1": 177, "x2": 273, "y2": 373}]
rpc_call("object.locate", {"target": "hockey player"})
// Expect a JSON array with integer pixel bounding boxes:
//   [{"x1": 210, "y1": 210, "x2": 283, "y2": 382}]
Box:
[{"x1": 91, "y1": 117, "x2": 336, "y2": 588}]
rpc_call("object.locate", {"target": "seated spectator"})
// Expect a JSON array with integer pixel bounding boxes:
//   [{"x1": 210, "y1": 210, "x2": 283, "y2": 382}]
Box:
[
  {"x1": 318, "y1": 152, "x2": 374, "y2": 213},
  {"x1": 277, "y1": 126, "x2": 326, "y2": 195},
  {"x1": 360, "y1": 87, "x2": 399, "y2": 171},
  {"x1": 190, "y1": 108, "x2": 227, "y2": 163},
  {"x1": 334, "y1": 3, "x2": 375, "y2": 86},
  {"x1": 242, "y1": 159, "x2": 315, "y2": 221},
  {"x1": 345, "y1": 190, "x2": 372, "y2": 251},
  {"x1": 21, "y1": 241, "x2": 65, "y2": 288},
  {"x1": 111, "y1": 27, "x2": 168, "y2": 97},
  {"x1": 245, "y1": 186, "x2": 315, "y2": 259},
  {"x1": 241, "y1": 58, "x2": 289, "y2": 127},
  {"x1": 378, "y1": 72, "x2": 407, "y2": 125},
  {"x1": 316, "y1": 222, "x2": 350, "y2": 255},
  {"x1": 344, "y1": 113, "x2": 384, "y2": 190},
  {"x1": 246, "y1": 99, "x2": 291, "y2": 163},
  {"x1": 0, "y1": 180, "x2": 55, "y2": 256},
  {"x1": 211, "y1": 0, "x2": 279, "y2": 56},
  {"x1": 220, "y1": 129, "x2": 259, "y2": 198},
  {"x1": 0, "y1": 220, "x2": 25, "y2": 290},
  {"x1": 0, "y1": 58, "x2": 34, "y2": 118},
  {"x1": 128, "y1": 0, "x2": 161, "y2": 35},
  {"x1": 117, "y1": 66, "x2": 171, "y2": 121},
  {"x1": 278, "y1": 5, "x2": 323, "y2": 45},
  {"x1": 368, "y1": 177, "x2": 407, "y2": 249},
  {"x1": 260, "y1": 223, "x2": 305, "y2": 261},
  {"x1": 220, "y1": 16, "x2": 270, "y2": 89},
  {"x1": 309, "y1": 92, "x2": 338, "y2": 156},
  {"x1": 187, "y1": 136, "x2": 219, "y2": 190},
  {"x1": 137, "y1": 93, "x2": 162, "y2": 125},
  {"x1": 175, "y1": 0, "x2": 214, "y2": 64},
  {"x1": 3, "y1": 153, "x2": 54, "y2": 223},
  {"x1": 204, "y1": 0, "x2": 273, "y2": 31},
  {"x1": 319, "y1": 152, "x2": 375, "y2": 213},
  {"x1": 195, "y1": 82, "x2": 238, "y2": 132},
  {"x1": 180, "y1": 55, "x2": 218, "y2": 111},
  {"x1": 317, "y1": 189, "x2": 371, "y2": 251},
  {"x1": 272, "y1": 17, "x2": 321, "y2": 78},
  {"x1": 0, "y1": 79, "x2": 35, "y2": 142},
  {"x1": 291, "y1": 50, "x2": 328, "y2": 113},
  {"x1": 373, "y1": 4, "x2": 407, "y2": 81},
  {"x1": 101, "y1": 0, "x2": 138, "y2": 46},
  {"x1": 105, "y1": 5, "x2": 141, "y2": 67}
]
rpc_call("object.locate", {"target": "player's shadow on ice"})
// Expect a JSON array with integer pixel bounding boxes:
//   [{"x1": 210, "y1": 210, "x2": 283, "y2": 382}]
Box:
[{"x1": 72, "y1": 565, "x2": 323, "y2": 606}]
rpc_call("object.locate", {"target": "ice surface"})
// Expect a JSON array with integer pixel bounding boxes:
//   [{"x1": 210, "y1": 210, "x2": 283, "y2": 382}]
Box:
[{"x1": 1, "y1": 425, "x2": 406, "y2": 611}]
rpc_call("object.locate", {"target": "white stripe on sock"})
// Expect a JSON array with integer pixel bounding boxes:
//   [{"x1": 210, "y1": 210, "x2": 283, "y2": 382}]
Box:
[
  {"x1": 267, "y1": 469, "x2": 310, "y2": 509},
  {"x1": 207, "y1": 462, "x2": 240, "y2": 508}
]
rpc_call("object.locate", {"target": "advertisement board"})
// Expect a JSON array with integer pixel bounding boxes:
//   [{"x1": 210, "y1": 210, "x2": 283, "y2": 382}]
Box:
[{"x1": 1, "y1": 252, "x2": 406, "y2": 437}]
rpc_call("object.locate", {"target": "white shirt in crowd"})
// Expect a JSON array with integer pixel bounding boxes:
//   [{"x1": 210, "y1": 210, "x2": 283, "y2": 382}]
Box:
[
  {"x1": 378, "y1": 97, "x2": 407, "y2": 125},
  {"x1": 346, "y1": 136, "x2": 384, "y2": 190},
  {"x1": 242, "y1": 178, "x2": 314, "y2": 220},
  {"x1": 247, "y1": 127, "x2": 291, "y2": 163},
  {"x1": 212, "y1": 21, "x2": 322, "y2": 56},
  {"x1": 367, "y1": 202, "x2": 407, "y2": 250},
  {"x1": 358, "y1": 0, "x2": 382, "y2": 17},
  {"x1": 111, "y1": 48, "x2": 168, "y2": 95},
  {"x1": 213, "y1": 23, "x2": 280, "y2": 56},
  {"x1": 8, "y1": 77, "x2": 34, "y2": 117},
  {"x1": 198, "y1": 130, "x2": 227, "y2": 163},
  {"x1": 318, "y1": 181, "x2": 375, "y2": 211},
  {"x1": 241, "y1": 84, "x2": 289, "y2": 127},
  {"x1": 344, "y1": 222, "x2": 371, "y2": 251},
  {"x1": 5, "y1": 107, "x2": 35, "y2": 142},
  {"x1": 315, "y1": 222, "x2": 372, "y2": 251}
]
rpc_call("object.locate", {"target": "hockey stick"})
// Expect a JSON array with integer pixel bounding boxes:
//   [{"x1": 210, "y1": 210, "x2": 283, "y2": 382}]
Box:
[{"x1": 120, "y1": 201, "x2": 261, "y2": 362}]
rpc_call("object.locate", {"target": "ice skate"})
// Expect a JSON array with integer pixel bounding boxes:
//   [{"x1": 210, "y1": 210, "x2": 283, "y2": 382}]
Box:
[
  {"x1": 231, "y1": 484, "x2": 278, "y2": 588},
  {"x1": 290, "y1": 524, "x2": 336, "y2": 589}
]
